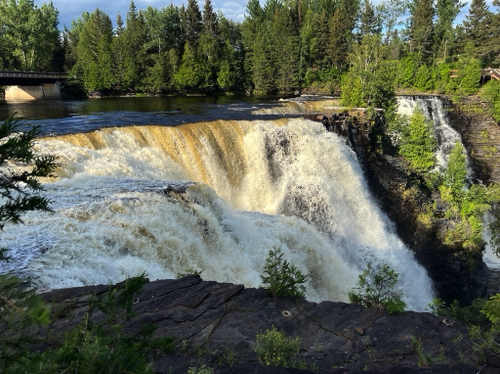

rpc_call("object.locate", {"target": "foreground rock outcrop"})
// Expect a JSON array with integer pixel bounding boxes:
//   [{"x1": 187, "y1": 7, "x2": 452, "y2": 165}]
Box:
[{"x1": 38, "y1": 275, "x2": 488, "y2": 373}]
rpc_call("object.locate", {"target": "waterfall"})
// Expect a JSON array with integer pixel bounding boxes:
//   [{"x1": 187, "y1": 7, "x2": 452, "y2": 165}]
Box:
[
  {"x1": 397, "y1": 97, "x2": 471, "y2": 176},
  {"x1": 0, "y1": 118, "x2": 434, "y2": 310}
]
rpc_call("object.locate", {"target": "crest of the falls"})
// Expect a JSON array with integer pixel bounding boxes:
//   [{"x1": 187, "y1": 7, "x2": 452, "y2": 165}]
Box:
[{"x1": 1, "y1": 118, "x2": 433, "y2": 310}]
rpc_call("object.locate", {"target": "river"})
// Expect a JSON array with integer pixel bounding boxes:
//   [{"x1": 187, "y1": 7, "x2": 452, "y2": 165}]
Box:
[
  {"x1": 0, "y1": 95, "x2": 455, "y2": 311},
  {"x1": 0, "y1": 95, "x2": 295, "y2": 136}
]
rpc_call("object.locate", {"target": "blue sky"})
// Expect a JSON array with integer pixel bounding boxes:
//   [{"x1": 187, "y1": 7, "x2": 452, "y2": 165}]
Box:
[
  {"x1": 35, "y1": 1, "x2": 248, "y2": 28},
  {"x1": 34, "y1": 0, "x2": 494, "y2": 30}
]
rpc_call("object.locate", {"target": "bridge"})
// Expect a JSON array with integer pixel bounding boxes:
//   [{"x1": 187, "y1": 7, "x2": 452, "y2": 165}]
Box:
[
  {"x1": 481, "y1": 68, "x2": 500, "y2": 83},
  {"x1": 0, "y1": 70, "x2": 67, "y2": 101}
]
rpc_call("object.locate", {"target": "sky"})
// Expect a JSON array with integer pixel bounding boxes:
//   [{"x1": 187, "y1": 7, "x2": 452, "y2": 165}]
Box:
[
  {"x1": 34, "y1": 0, "x2": 249, "y2": 29},
  {"x1": 33, "y1": 0, "x2": 494, "y2": 30}
]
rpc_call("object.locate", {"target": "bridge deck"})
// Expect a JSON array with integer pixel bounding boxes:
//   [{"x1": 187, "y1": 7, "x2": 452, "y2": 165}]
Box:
[{"x1": 0, "y1": 70, "x2": 67, "y2": 85}]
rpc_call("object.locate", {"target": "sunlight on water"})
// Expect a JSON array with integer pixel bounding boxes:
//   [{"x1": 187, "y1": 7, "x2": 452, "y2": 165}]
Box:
[{"x1": 1, "y1": 118, "x2": 434, "y2": 310}]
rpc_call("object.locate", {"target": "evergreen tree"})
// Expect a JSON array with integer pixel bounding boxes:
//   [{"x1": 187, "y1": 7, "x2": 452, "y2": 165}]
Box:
[
  {"x1": 462, "y1": 0, "x2": 492, "y2": 63},
  {"x1": 409, "y1": 0, "x2": 435, "y2": 64},
  {"x1": 202, "y1": 0, "x2": 219, "y2": 36},
  {"x1": 444, "y1": 141, "x2": 468, "y2": 204},
  {"x1": 115, "y1": 1, "x2": 148, "y2": 90},
  {"x1": 434, "y1": 0, "x2": 464, "y2": 59},
  {"x1": 185, "y1": 0, "x2": 202, "y2": 48},
  {"x1": 399, "y1": 106, "x2": 436, "y2": 173},
  {"x1": 359, "y1": 0, "x2": 381, "y2": 38},
  {"x1": 199, "y1": 0, "x2": 221, "y2": 87},
  {"x1": 116, "y1": 13, "x2": 125, "y2": 36},
  {"x1": 63, "y1": 12, "x2": 90, "y2": 74},
  {"x1": 327, "y1": 9, "x2": 349, "y2": 72},
  {"x1": 76, "y1": 8, "x2": 115, "y2": 91},
  {"x1": 327, "y1": 0, "x2": 360, "y2": 73},
  {"x1": 174, "y1": 42, "x2": 201, "y2": 88},
  {"x1": 0, "y1": 117, "x2": 57, "y2": 253}
]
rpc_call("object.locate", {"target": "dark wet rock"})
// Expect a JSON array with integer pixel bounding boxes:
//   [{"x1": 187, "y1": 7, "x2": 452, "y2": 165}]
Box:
[{"x1": 39, "y1": 276, "x2": 485, "y2": 374}]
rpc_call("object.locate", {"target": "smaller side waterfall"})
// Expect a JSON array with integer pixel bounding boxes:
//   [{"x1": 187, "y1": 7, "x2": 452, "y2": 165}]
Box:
[{"x1": 397, "y1": 97, "x2": 471, "y2": 176}]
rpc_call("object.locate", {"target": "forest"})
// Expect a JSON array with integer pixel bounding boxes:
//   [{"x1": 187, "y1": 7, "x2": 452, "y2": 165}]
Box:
[{"x1": 0, "y1": 0, "x2": 499, "y2": 110}]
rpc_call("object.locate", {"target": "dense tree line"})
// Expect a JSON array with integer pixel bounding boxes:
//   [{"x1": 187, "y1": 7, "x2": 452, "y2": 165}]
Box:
[{"x1": 0, "y1": 0, "x2": 500, "y2": 96}]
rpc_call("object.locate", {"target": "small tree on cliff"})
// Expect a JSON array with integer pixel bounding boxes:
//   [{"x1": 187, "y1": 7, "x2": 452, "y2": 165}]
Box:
[
  {"x1": 261, "y1": 248, "x2": 308, "y2": 298},
  {"x1": 349, "y1": 262, "x2": 406, "y2": 314},
  {"x1": 399, "y1": 106, "x2": 436, "y2": 173}
]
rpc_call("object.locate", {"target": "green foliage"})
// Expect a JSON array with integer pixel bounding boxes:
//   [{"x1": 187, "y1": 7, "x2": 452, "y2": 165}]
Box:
[
  {"x1": 399, "y1": 106, "x2": 436, "y2": 173},
  {"x1": 414, "y1": 64, "x2": 434, "y2": 92},
  {"x1": 481, "y1": 80, "x2": 500, "y2": 123},
  {"x1": 444, "y1": 142, "x2": 468, "y2": 204},
  {"x1": 53, "y1": 275, "x2": 175, "y2": 374},
  {"x1": 0, "y1": 0, "x2": 60, "y2": 70},
  {"x1": 188, "y1": 365, "x2": 214, "y2": 374},
  {"x1": 1, "y1": 257, "x2": 173, "y2": 372},
  {"x1": 75, "y1": 9, "x2": 116, "y2": 91},
  {"x1": 260, "y1": 248, "x2": 308, "y2": 298},
  {"x1": 0, "y1": 275, "x2": 52, "y2": 373},
  {"x1": 0, "y1": 117, "x2": 57, "y2": 233},
  {"x1": 342, "y1": 34, "x2": 397, "y2": 111},
  {"x1": 348, "y1": 262, "x2": 406, "y2": 314},
  {"x1": 254, "y1": 326, "x2": 300, "y2": 367},
  {"x1": 410, "y1": 335, "x2": 433, "y2": 367},
  {"x1": 469, "y1": 293, "x2": 500, "y2": 361},
  {"x1": 430, "y1": 297, "x2": 490, "y2": 328},
  {"x1": 174, "y1": 42, "x2": 201, "y2": 88}
]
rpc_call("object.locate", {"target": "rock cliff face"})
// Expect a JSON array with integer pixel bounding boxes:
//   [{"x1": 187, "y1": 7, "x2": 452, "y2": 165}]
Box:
[
  {"x1": 448, "y1": 97, "x2": 500, "y2": 184},
  {"x1": 316, "y1": 107, "x2": 488, "y2": 305},
  {"x1": 41, "y1": 275, "x2": 482, "y2": 374}
]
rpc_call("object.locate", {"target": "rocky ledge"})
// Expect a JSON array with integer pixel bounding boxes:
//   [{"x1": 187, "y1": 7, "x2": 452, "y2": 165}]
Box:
[{"x1": 38, "y1": 275, "x2": 494, "y2": 374}]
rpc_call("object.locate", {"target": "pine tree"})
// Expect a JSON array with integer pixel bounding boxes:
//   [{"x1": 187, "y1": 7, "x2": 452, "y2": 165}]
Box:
[
  {"x1": 359, "y1": 0, "x2": 381, "y2": 38},
  {"x1": 202, "y1": 0, "x2": 219, "y2": 37},
  {"x1": 115, "y1": 1, "x2": 148, "y2": 90},
  {"x1": 410, "y1": 0, "x2": 435, "y2": 64},
  {"x1": 116, "y1": 13, "x2": 125, "y2": 36},
  {"x1": 462, "y1": 0, "x2": 492, "y2": 63},
  {"x1": 327, "y1": 9, "x2": 349, "y2": 72},
  {"x1": 399, "y1": 106, "x2": 436, "y2": 173},
  {"x1": 0, "y1": 117, "x2": 57, "y2": 259},
  {"x1": 76, "y1": 8, "x2": 115, "y2": 91},
  {"x1": 434, "y1": 0, "x2": 464, "y2": 59},
  {"x1": 185, "y1": 0, "x2": 202, "y2": 48}
]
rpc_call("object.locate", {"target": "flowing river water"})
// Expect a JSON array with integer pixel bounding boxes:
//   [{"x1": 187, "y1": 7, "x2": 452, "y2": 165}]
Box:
[{"x1": 0, "y1": 95, "x2": 457, "y2": 310}]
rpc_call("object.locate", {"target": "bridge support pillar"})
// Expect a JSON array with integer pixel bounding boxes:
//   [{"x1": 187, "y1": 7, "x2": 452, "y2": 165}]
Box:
[{"x1": 5, "y1": 82, "x2": 61, "y2": 101}]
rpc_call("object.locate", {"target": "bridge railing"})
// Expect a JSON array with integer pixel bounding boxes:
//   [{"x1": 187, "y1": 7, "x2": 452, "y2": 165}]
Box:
[{"x1": 0, "y1": 71, "x2": 67, "y2": 80}]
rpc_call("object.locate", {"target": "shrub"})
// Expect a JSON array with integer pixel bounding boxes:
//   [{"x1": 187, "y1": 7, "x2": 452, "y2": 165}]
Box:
[
  {"x1": 254, "y1": 326, "x2": 300, "y2": 367},
  {"x1": 348, "y1": 262, "x2": 406, "y2": 314},
  {"x1": 260, "y1": 248, "x2": 308, "y2": 298},
  {"x1": 470, "y1": 293, "x2": 500, "y2": 362}
]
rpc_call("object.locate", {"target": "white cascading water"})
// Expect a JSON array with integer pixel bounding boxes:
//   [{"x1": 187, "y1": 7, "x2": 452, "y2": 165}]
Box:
[
  {"x1": 0, "y1": 118, "x2": 434, "y2": 310},
  {"x1": 397, "y1": 97, "x2": 471, "y2": 175}
]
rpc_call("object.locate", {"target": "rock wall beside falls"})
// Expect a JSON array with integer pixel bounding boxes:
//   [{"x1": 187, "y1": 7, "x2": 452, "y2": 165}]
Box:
[
  {"x1": 37, "y1": 275, "x2": 481, "y2": 374},
  {"x1": 316, "y1": 100, "x2": 488, "y2": 305},
  {"x1": 448, "y1": 96, "x2": 500, "y2": 184}
]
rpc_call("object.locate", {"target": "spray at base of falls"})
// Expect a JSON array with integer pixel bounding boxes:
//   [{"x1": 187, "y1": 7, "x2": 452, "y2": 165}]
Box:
[{"x1": 0, "y1": 118, "x2": 434, "y2": 310}]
